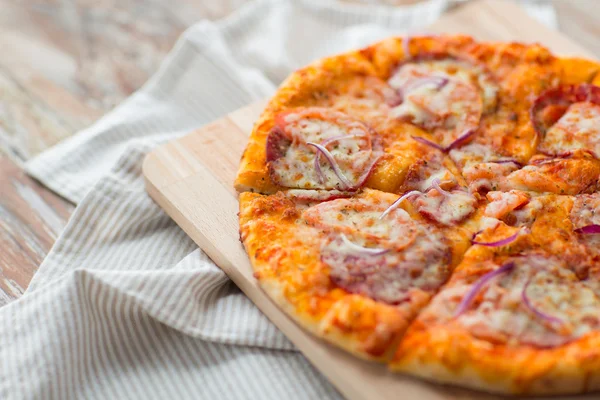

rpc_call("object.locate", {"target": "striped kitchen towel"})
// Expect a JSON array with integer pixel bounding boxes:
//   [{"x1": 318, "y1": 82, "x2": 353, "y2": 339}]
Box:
[{"x1": 1, "y1": 0, "x2": 555, "y2": 399}]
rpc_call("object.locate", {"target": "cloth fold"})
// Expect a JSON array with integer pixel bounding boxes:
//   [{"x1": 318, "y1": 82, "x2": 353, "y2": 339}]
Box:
[{"x1": 2, "y1": 0, "x2": 556, "y2": 398}]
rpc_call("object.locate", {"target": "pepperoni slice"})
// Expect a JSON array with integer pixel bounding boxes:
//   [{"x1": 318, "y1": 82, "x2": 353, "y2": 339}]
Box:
[
  {"x1": 387, "y1": 55, "x2": 499, "y2": 149},
  {"x1": 303, "y1": 196, "x2": 449, "y2": 305},
  {"x1": 302, "y1": 197, "x2": 418, "y2": 249},
  {"x1": 267, "y1": 107, "x2": 381, "y2": 190},
  {"x1": 531, "y1": 84, "x2": 600, "y2": 137}
]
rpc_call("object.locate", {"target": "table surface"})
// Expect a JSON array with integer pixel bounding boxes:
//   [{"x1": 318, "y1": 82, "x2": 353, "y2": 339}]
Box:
[{"x1": 0, "y1": 0, "x2": 598, "y2": 306}]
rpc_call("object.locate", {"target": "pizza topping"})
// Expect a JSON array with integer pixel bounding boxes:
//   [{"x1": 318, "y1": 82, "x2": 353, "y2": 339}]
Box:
[
  {"x1": 471, "y1": 230, "x2": 521, "y2": 247},
  {"x1": 521, "y1": 278, "x2": 563, "y2": 325},
  {"x1": 443, "y1": 254, "x2": 600, "y2": 347},
  {"x1": 453, "y1": 262, "x2": 515, "y2": 318},
  {"x1": 302, "y1": 193, "x2": 451, "y2": 304},
  {"x1": 530, "y1": 84, "x2": 600, "y2": 139},
  {"x1": 379, "y1": 191, "x2": 421, "y2": 220},
  {"x1": 303, "y1": 196, "x2": 418, "y2": 247},
  {"x1": 463, "y1": 161, "x2": 520, "y2": 193},
  {"x1": 503, "y1": 154, "x2": 600, "y2": 195},
  {"x1": 538, "y1": 101, "x2": 600, "y2": 157},
  {"x1": 267, "y1": 107, "x2": 381, "y2": 190},
  {"x1": 388, "y1": 56, "x2": 498, "y2": 149},
  {"x1": 576, "y1": 225, "x2": 600, "y2": 234},
  {"x1": 413, "y1": 185, "x2": 477, "y2": 226},
  {"x1": 411, "y1": 128, "x2": 475, "y2": 153},
  {"x1": 401, "y1": 151, "x2": 459, "y2": 192}
]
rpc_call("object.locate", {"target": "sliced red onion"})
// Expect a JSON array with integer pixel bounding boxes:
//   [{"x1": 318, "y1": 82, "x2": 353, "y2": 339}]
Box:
[
  {"x1": 353, "y1": 153, "x2": 384, "y2": 188},
  {"x1": 411, "y1": 128, "x2": 475, "y2": 153},
  {"x1": 472, "y1": 231, "x2": 520, "y2": 247},
  {"x1": 314, "y1": 134, "x2": 365, "y2": 184},
  {"x1": 489, "y1": 159, "x2": 523, "y2": 168},
  {"x1": 307, "y1": 142, "x2": 353, "y2": 189},
  {"x1": 430, "y1": 178, "x2": 452, "y2": 198},
  {"x1": 522, "y1": 279, "x2": 563, "y2": 325},
  {"x1": 575, "y1": 225, "x2": 600, "y2": 234},
  {"x1": 399, "y1": 76, "x2": 449, "y2": 102},
  {"x1": 471, "y1": 230, "x2": 483, "y2": 241},
  {"x1": 339, "y1": 233, "x2": 390, "y2": 256},
  {"x1": 446, "y1": 128, "x2": 475, "y2": 152},
  {"x1": 411, "y1": 135, "x2": 444, "y2": 151},
  {"x1": 314, "y1": 153, "x2": 325, "y2": 184},
  {"x1": 453, "y1": 262, "x2": 515, "y2": 318},
  {"x1": 379, "y1": 190, "x2": 421, "y2": 220}
]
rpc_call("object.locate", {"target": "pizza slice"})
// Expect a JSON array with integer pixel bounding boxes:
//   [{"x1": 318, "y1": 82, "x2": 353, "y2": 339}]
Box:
[
  {"x1": 389, "y1": 208, "x2": 600, "y2": 395},
  {"x1": 390, "y1": 247, "x2": 600, "y2": 395},
  {"x1": 238, "y1": 188, "x2": 475, "y2": 360}
]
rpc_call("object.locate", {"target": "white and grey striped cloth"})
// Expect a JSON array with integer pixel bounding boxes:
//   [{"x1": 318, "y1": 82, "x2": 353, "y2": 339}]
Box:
[{"x1": 1, "y1": 1, "x2": 555, "y2": 398}]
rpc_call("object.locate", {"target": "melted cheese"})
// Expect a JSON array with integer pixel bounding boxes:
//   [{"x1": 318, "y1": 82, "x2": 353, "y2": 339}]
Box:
[
  {"x1": 541, "y1": 102, "x2": 600, "y2": 156},
  {"x1": 570, "y1": 193, "x2": 600, "y2": 228},
  {"x1": 424, "y1": 254, "x2": 600, "y2": 348},
  {"x1": 414, "y1": 190, "x2": 477, "y2": 226}
]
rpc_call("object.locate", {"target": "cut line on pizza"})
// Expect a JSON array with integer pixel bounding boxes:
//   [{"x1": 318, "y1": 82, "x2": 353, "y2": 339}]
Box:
[{"x1": 234, "y1": 34, "x2": 600, "y2": 395}]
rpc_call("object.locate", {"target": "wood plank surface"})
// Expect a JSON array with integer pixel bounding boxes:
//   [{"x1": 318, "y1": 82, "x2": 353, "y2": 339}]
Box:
[
  {"x1": 0, "y1": 0, "x2": 598, "y2": 307},
  {"x1": 142, "y1": 1, "x2": 600, "y2": 398}
]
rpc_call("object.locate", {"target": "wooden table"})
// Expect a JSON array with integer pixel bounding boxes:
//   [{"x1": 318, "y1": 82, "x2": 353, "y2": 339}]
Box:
[{"x1": 0, "y1": 0, "x2": 598, "y2": 307}]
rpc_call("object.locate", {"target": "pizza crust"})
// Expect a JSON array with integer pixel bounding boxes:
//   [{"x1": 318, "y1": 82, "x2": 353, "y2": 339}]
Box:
[{"x1": 392, "y1": 323, "x2": 600, "y2": 395}]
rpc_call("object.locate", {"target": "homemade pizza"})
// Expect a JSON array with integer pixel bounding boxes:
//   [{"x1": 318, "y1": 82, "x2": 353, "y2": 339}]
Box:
[{"x1": 235, "y1": 35, "x2": 600, "y2": 395}]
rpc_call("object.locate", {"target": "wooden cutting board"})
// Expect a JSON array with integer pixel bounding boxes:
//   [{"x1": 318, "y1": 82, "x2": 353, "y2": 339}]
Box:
[{"x1": 143, "y1": 1, "x2": 596, "y2": 398}]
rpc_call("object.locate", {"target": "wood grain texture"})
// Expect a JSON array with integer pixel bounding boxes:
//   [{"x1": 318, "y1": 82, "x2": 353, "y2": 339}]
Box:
[
  {"x1": 0, "y1": 0, "x2": 599, "y2": 306},
  {"x1": 143, "y1": 2, "x2": 600, "y2": 398},
  {"x1": 0, "y1": 0, "x2": 244, "y2": 305},
  {"x1": 0, "y1": 155, "x2": 73, "y2": 306}
]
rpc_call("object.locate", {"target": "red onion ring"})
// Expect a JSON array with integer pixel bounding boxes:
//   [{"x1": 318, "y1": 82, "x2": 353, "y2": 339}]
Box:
[
  {"x1": 379, "y1": 190, "x2": 421, "y2": 220},
  {"x1": 430, "y1": 178, "x2": 452, "y2": 198},
  {"x1": 314, "y1": 133, "x2": 367, "y2": 183},
  {"x1": 446, "y1": 128, "x2": 476, "y2": 152},
  {"x1": 411, "y1": 128, "x2": 475, "y2": 153},
  {"x1": 575, "y1": 224, "x2": 600, "y2": 234},
  {"x1": 453, "y1": 262, "x2": 515, "y2": 318},
  {"x1": 411, "y1": 135, "x2": 444, "y2": 152},
  {"x1": 489, "y1": 159, "x2": 523, "y2": 168},
  {"x1": 353, "y1": 153, "x2": 383, "y2": 188},
  {"x1": 339, "y1": 233, "x2": 390, "y2": 256},
  {"x1": 398, "y1": 76, "x2": 449, "y2": 103},
  {"x1": 472, "y1": 231, "x2": 520, "y2": 247},
  {"x1": 307, "y1": 142, "x2": 353, "y2": 189},
  {"x1": 522, "y1": 279, "x2": 563, "y2": 325}
]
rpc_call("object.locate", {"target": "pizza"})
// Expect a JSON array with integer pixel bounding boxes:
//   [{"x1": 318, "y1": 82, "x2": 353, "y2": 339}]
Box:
[{"x1": 235, "y1": 34, "x2": 600, "y2": 395}]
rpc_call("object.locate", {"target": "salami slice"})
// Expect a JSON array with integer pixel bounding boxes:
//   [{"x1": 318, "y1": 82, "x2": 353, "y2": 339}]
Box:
[
  {"x1": 303, "y1": 195, "x2": 450, "y2": 305},
  {"x1": 530, "y1": 84, "x2": 600, "y2": 137},
  {"x1": 267, "y1": 107, "x2": 382, "y2": 190},
  {"x1": 388, "y1": 55, "x2": 499, "y2": 149}
]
